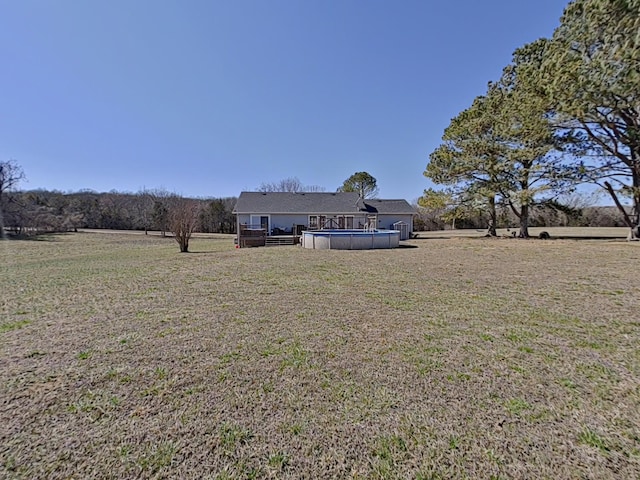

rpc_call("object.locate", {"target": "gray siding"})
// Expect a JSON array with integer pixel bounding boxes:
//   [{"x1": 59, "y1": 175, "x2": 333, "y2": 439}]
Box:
[
  {"x1": 377, "y1": 214, "x2": 414, "y2": 231},
  {"x1": 238, "y1": 211, "x2": 413, "y2": 235},
  {"x1": 269, "y1": 214, "x2": 373, "y2": 232}
]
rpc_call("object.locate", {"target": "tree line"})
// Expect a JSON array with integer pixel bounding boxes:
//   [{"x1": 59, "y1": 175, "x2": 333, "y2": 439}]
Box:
[
  {"x1": 413, "y1": 192, "x2": 631, "y2": 231},
  {"x1": 422, "y1": 0, "x2": 640, "y2": 239},
  {"x1": 1, "y1": 161, "x2": 386, "y2": 251},
  {"x1": 0, "y1": 183, "x2": 236, "y2": 237}
]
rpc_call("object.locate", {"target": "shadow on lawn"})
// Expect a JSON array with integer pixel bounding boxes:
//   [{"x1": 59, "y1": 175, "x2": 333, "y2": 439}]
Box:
[
  {"x1": 413, "y1": 233, "x2": 628, "y2": 241},
  {"x1": 2, "y1": 232, "x2": 69, "y2": 242},
  {"x1": 397, "y1": 243, "x2": 419, "y2": 249},
  {"x1": 180, "y1": 251, "x2": 223, "y2": 254},
  {"x1": 412, "y1": 236, "x2": 455, "y2": 240}
]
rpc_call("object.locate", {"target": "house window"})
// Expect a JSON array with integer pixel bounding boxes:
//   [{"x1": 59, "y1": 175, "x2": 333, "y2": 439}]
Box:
[
  {"x1": 309, "y1": 215, "x2": 329, "y2": 229},
  {"x1": 250, "y1": 215, "x2": 269, "y2": 232}
]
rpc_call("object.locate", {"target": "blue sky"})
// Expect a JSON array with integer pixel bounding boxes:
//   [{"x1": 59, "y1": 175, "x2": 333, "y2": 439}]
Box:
[{"x1": 1, "y1": 0, "x2": 569, "y2": 201}]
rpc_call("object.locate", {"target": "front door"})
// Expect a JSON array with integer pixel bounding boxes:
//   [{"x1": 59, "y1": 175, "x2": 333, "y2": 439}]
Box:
[{"x1": 345, "y1": 216, "x2": 354, "y2": 229}]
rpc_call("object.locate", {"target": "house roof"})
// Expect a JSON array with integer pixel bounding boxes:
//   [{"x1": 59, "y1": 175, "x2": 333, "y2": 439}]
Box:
[
  {"x1": 362, "y1": 199, "x2": 416, "y2": 215},
  {"x1": 233, "y1": 191, "x2": 415, "y2": 215}
]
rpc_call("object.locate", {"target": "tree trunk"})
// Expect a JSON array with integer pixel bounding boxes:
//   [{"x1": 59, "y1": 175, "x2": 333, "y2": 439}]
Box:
[
  {"x1": 519, "y1": 204, "x2": 530, "y2": 238},
  {"x1": 604, "y1": 181, "x2": 633, "y2": 228},
  {"x1": 487, "y1": 196, "x2": 497, "y2": 237},
  {"x1": 632, "y1": 159, "x2": 640, "y2": 240},
  {"x1": 632, "y1": 148, "x2": 640, "y2": 236},
  {"x1": 486, "y1": 221, "x2": 497, "y2": 237}
]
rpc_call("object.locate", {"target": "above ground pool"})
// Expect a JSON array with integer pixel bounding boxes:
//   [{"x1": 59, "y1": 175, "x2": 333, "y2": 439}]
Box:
[{"x1": 301, "y1": 229, "x2": 401, "y2": 250}]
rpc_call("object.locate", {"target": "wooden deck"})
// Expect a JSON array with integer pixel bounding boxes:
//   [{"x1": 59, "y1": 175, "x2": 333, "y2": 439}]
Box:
[
  {"x1": 265, "y1": 235, "x2": 298, "y2": 246},
  {"x1": 238, "y1": 226, "x2": 266, "y2": 247}
]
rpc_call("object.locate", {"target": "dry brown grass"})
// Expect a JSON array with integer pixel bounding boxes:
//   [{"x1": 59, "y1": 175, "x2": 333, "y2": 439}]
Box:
[
  {"x1": 417, "y1": 226, "x2": 630, "y2": 239},
  {"x1": 1, "y1": 232, "x2": 639, "y2": 479}
]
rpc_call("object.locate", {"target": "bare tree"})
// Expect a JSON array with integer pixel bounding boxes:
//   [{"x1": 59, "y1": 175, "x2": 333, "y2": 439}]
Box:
[
  {"x1": 167, "y1": 196, "x2": 200, "y2": 252},
  {"x1": 257, "y1": 177, "x2": 304, "y2": 192},
  {"x1": 257, "y1": 177, "x2": 325, "y2": 193},
  {"x1": 145, "y1": 188, "x2": 172, "y2": 236},
  {"x1": 0, "y1": 160, "x2": 25, "y2": 196},
  {"x1": 1, "y1": 160, "x2": 26, "y2": 235},
  {"x1": 303, "y1": 184, "x2": 326, "y2": 192}
]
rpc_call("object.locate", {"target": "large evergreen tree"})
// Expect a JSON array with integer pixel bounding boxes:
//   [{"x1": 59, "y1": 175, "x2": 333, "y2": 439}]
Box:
[
  {"x1": 539, "y1": 0, "x2": 640, "y2": 238},
  {"x1": 425, "y1": 45, "x2": 577, "y2": 238},
  {"x1": 425, "y1": 94, "x2": 507, "y2": 236},
  {"x1": 337, "y1": 172, "x2": 380, "y2": 199},
  {"x1": 489, "y1": 43, "x2": 577, "y2": 238}
]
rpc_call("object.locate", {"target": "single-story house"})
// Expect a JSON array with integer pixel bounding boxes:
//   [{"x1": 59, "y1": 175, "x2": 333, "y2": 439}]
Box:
[{"x1": 233, "y1": 191, "x2": 416, "y2": 240}]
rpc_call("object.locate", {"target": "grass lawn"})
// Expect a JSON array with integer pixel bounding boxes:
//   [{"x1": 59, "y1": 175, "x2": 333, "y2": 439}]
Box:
[{"x1": 1, "y1": 232, "x2": 639, "y2": 479}]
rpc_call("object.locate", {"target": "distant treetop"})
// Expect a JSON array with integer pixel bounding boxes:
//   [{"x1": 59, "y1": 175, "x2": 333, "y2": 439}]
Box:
[{"x1": 337, "y1": 171, "x2": 379, "y2": 199}]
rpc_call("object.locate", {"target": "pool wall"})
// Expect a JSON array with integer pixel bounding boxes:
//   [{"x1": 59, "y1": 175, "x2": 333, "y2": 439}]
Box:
[{"x1": 302, "y1": 230, "x2": 401, "y2": 250}]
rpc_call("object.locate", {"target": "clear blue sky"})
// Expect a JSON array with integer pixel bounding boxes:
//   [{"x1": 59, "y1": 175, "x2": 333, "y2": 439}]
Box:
[{"x1": 1, "y1": 0, "x2": 569, "y2": 201}]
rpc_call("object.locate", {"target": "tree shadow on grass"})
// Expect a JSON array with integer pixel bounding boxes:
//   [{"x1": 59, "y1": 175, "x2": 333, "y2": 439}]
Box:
[
  {"x1": 177, "y1": 248, "x2": 238, "y2": 254},
  {"x1": 413, "y1": 236, "x2": 455, "y2": 240},
  {"x1": 3, "y1": 232, "x2": 70, "y2": 242}
]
